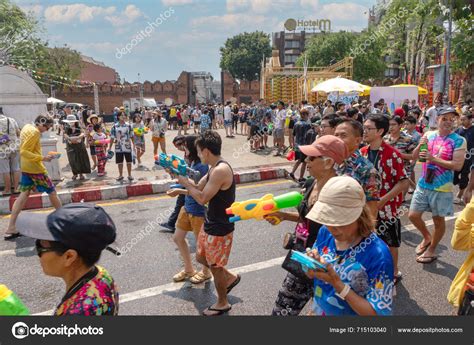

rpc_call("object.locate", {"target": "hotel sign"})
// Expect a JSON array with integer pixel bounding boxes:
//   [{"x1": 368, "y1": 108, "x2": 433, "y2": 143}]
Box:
[{"x1": 284, "y1": 18, "x2": 331, "y2": 32}]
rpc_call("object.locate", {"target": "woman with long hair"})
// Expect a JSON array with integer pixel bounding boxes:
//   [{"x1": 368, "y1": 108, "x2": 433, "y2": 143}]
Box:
[{"x1": 166, "y1": 135, "x2": 212, "y2": 284}]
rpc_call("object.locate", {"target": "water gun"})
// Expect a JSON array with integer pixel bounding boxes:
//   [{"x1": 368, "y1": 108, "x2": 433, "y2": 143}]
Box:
[
  {"x1": 290, "y1": 250, "x2": 327, "y2": 272},
  {"x1": 93, "y1": 139, "x2": 111, "y2": 146},
  {"x1": 0, "y1": 285, "x2": 29, "y2": 315},
  {"x1": 155, "y1": 153, "x2": 202, "y2": 183},
  {"x1": 225, "y1": 191, "x2": 303, "y2": 224},
  {"x1": 133, "y1": 127, "x2": 149, "y2": 136},
  {"x1": 106, "y1": 150, "x2": 114, "y2": 160},
  {"x1": 47, "y1": 151, "x2": 61, "y2": 159}
]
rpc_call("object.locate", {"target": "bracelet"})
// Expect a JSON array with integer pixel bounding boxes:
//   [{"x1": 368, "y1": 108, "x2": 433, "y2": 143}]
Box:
[{"x1": 335, "y1": 284, "x2": 351, "y2": 300}]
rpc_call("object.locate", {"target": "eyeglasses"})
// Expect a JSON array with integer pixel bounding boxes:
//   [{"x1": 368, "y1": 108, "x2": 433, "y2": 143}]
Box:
[
  {"x1": 35, "y1": 240, "x2": 67, "y2": 257},
  {"x1": 320, "y1": 125, "x2": 332, "y2": 129},
  {"x1": 363, "y1": 127, "x2": 378, "y2": 132}
]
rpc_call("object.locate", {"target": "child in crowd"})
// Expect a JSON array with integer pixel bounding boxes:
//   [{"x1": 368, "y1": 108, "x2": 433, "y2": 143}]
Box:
[
  {"x1": 199, "y1": 109, "x2": 211, "y2": 134},
  {"x1": 92, "y1": 124, "x2": 108, "y2": 177},
  {"x1": 132, "y1": 114, "x2": 146, "y2": 167}
]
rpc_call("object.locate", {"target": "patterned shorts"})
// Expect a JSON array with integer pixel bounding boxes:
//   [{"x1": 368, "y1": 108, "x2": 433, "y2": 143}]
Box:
[
  {"x1": 197, "y1": 229, "x2": 233, "y2": 267},
  {"x1": 19, "y1": 172, "x2": 55, "y2": 194}
]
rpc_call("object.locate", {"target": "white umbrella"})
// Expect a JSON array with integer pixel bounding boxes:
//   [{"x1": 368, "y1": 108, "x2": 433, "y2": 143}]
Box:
[
  {"x1": 311, "y1": 77, "x2": 366, "y2": 93},
  {"x1": 47, "y1": 97, "x2": 65, "y2": 104}
]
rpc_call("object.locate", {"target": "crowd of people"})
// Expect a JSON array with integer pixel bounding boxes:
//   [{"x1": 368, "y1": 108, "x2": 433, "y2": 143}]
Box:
[{"x1": 1, "y1": 95, "x2": 474, "y2": 317}]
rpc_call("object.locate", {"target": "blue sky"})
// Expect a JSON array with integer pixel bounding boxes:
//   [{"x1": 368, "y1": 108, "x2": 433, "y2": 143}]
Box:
[{"x1": 15, "y1": 0, "x2": 376, "y2": 82}]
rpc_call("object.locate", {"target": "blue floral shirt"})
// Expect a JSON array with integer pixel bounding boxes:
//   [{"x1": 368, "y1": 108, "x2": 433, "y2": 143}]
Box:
[
  {"x1": 312, "y1": 227, "x2": 394, "y2": 316},
  {"x1": 336, "y1": 149, "x2": 381, "y2": 202}
]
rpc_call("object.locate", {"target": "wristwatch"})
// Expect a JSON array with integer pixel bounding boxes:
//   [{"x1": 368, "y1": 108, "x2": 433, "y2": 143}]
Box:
[{"x1": 335, "y1": 284, "x2": 351, "y2": 300}]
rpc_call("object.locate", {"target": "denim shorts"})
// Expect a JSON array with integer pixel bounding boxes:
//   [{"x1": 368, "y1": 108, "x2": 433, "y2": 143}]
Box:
[
  {"x1": 224, "y1": 119, "x2": 232, "y2": 127},
  {"x1": 409, "y1": 186, "x2": 454, "y2": 217}
]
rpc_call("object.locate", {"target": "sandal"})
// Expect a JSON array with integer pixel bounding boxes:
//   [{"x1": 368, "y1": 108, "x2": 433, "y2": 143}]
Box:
[
  {"x1": 202, "y1": 305, "x2": 232, "y2": 316},
  {"x1": 72, "y1": 175, "x2": 78, "y2": 181},
  {"x1": 189, "y1": 271, "x2": 212, "y2": 284},
  {"x1": 172, "y1": 270, "x2": 196, "y2": 282},
  {"x1": 4, "y1": 233, "x2": 22, "y2": 241},
  {"x1": 226, "y1": 274, "x2": 241, "y2": 294},
  {"x1": 116, "y1": 176, "x2": 124, "y2": 181},
  {"x1": 415, "y1": 241, "x2": 431, "y2": 256},
  {"x1": 416, "y1": 255, "x2": 437, "y2": 264}
]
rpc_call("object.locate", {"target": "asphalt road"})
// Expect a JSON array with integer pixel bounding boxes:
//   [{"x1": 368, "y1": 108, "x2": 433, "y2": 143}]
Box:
[{"x1": 0, "y1": 179, "x2": 467, "y2": 316}]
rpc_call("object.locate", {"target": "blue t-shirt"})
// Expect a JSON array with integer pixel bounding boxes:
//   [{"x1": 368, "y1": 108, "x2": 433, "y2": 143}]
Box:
[
  {"x1": 184, "y1": 162, "x2": 209, "y2": 216},
  {"x1": 312, "y1": 226, "x2": 394, "y2": 316}
]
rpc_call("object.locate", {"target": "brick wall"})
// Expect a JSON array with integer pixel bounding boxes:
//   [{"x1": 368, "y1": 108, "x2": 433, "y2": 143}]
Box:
[
  {"x1": 80, "y1": 61, "x2": 117, "y2": 84},
  {"x1": 57, "y1": 72, "x2": 191, "y2": 113}
]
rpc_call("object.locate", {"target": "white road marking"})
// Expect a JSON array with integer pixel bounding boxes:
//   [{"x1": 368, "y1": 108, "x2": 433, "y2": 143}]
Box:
[
  {"x1": 33, "y1": 256, "x2": 286, "y2": 315},
  {"x1": 0, "y1": 213, "x2": 460, "y2": 258},
  {"x1": 25, "y1": 211, "x2": 462, "y2": 315}
]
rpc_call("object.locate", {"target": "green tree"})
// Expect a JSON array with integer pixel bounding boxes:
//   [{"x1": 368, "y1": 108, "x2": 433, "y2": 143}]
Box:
[
  {"x1": 451, "y1": 13, "x2": 474, "y2": 72},
  {"x1": 296, "y1": 31, "x2": 354, "y2": 67},
  {"x1": 0, "y1": 0, "x2": 81, "y2": 92},
  {"x1": 352, "y1": 29, "x2": 387, "y2": 81},
  {"x1": 220, "y1": 31, "x2": 271, "y2": 81}
]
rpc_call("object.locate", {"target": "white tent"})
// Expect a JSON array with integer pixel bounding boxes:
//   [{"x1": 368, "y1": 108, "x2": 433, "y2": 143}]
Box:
[{"x1": 47, "y1": 97, "x2": 65, "y2": 104}]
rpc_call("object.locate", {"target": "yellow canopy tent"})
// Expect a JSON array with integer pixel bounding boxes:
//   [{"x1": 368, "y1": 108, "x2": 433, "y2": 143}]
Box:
[{"x1": 390, "y1": 84, "x2": 428, "y2": 95}]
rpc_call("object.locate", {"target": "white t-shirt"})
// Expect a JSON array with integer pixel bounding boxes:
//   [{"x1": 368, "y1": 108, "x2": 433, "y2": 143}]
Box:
[
  {"x1": 0, "y1": 115, "x2": 19, "y2": 155},
  {"x1": 426, "y1": 106, "x2": 438, "y2": 128},
  {"x1": 224, "y1": 106, "x2": 232, "y2": 121},
  {"x1": 150, "y1": 118, "x2": 167, "y2": 138},
  {"x1": 193, "y1": 110, "x2": 201, "y2": 122}
]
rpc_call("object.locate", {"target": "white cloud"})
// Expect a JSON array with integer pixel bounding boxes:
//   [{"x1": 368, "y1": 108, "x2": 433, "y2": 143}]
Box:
[
  {"x1": 319, "y1": 3, "x2": 368, "y2": 22},
  {"x1": 300, "y1": 0, "x2": 319, "y2": 11},
  {"x1": 227, "y1": 0, "x2": 298, "y2": 13},
  {"x1": 191, "y1": 14, "x2": 267, "y2": 29},
  {"x1": 19, "y1": 4, "x2": 43, "y2": 16},
  {"x1": 161, "y1": 0, "x2": 193, "y2": 5},
  {"x1": 105, "y1": 5, "x2": 143, "y2": 26},
  {"x1": 44, "y1": 4, "x2": 116, "y2": 23}
]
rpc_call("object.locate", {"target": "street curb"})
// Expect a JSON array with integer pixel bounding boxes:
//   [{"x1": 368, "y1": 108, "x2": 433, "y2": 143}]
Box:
[{"x1": 0, "y1": 166, "x2": 290, "y2": 214}]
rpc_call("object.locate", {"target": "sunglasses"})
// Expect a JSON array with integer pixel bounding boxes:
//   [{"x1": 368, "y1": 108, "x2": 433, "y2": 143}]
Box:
[{"x1": 35, "y1": 239, "x2": 67, "y2": 257}]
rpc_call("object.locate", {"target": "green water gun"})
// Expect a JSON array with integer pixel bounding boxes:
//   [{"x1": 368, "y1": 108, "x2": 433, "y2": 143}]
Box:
[{"x1": 0, "y1": 285, "x2": 29, "y2": 316}]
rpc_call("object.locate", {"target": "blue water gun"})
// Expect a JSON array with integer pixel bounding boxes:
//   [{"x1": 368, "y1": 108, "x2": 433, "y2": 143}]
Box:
[
  {"x1": 290, "y1": 250, "x2": 327, "y2": 272},
  {"x1": 156, "y1": 153, "x2": 202, "y2": 183}
]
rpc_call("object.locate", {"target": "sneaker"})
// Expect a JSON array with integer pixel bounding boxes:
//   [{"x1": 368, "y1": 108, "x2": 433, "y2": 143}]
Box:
[
  {"x1": 128, "y1": 176, "x2": 134, "y2": 182},
  {"x1": 159, "y1": 222, "x2": 175, "y2": 232},
  {"x1": 116, "y1": 176, "x2": 124, "y2": 181}
]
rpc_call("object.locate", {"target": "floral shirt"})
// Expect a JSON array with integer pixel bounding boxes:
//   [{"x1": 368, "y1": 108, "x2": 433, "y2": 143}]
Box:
[
  {"x1": 312, "y1": 227, "x2": 394, "y2": 316},
  {"x1": 384, "y1": 131, "x2": 417, "y2": 173},
  {"x1": 361, "y1": 142, "x2": 408, "y2": 220},
  {"x1": 54, "y1": 266, "x2": 118, "y2": 316},
  {"x1": 336, "y1": 149, "x2": 381, "y2": 202}
]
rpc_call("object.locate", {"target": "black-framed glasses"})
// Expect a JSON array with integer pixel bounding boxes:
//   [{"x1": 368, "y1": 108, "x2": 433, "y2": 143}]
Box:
[
  {"x1": 35, "y1": 239, "x2": 67, "y2": 257},
  {"x1": 363, "y1": 127, "x2": 378, "y2": 132}
]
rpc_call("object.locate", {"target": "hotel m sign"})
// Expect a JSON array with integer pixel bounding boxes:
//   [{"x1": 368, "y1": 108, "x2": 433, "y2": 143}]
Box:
[{"x1": 284, "y1": 18, "x2": 331, "y2": 32}]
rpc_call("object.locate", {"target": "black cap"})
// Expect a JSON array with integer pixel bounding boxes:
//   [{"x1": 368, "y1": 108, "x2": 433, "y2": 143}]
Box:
[{"x1": 17, "y1": 203, "x2": 117, "y2": 255}]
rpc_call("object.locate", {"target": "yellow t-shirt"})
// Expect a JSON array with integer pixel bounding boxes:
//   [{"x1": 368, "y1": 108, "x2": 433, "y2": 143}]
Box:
[{"x1": 20, "y1": 124, "x2": 47, "y2": 174}]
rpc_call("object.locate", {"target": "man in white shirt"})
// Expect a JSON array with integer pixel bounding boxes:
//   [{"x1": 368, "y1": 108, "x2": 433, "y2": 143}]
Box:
[
  {"x1": 224, "y1": 101, "x2": 234, "y2": 137},
  {"x1": 426, "y1": 100, "x2": 441, "y2": 130}
]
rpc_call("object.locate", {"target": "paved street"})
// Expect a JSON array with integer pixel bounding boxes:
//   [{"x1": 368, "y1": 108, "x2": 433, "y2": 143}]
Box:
[{"x1": 0, "y1": 179, "x2": 467, "y2": 316}]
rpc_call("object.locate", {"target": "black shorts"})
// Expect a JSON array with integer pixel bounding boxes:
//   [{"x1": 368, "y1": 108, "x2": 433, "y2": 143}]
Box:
[
  {"x1": 250, "y1": 125, "x2": 260, "y2": 137},
  {"x1": 116, "y1": 152, "x2": 132, "y2": 164},
  {"x1": 295, "y1": 150, "x2": 307, "y2": 163},
  {"x1": 376, "y1": 217, "x2": 401, "y2": 248},
  {"x1": 289, "y1": 119, "x2": 295, "y2": 129},
  {"x1": 194, "y1": 121, "x2": 201, "y2": 126},
  {"x1": 89, "y1": 146, "x2": 96, "y2": 156},
  {"x1": 177, "y1": 119, "x2": 183, "y2": 126}
]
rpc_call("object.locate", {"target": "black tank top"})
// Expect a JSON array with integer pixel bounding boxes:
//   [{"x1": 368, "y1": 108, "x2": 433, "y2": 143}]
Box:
[{"x1": 204, "y1": 160, "x2": 236, "y2": 236}]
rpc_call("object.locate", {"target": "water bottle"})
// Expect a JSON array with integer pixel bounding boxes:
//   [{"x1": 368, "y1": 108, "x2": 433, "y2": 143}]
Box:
[{"x1": 419, "y1": 142, "x2": 428, "y2": 163}]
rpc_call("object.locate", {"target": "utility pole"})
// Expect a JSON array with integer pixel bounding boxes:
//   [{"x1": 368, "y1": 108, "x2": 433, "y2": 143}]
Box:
[{"x1": 444, "y1": 0, "x2": 453, "y2": 104}]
